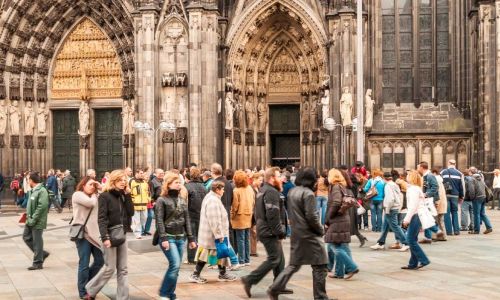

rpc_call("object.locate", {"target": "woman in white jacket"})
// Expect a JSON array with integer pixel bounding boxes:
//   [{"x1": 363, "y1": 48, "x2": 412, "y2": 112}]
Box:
[{"x1": 402, "y1": 171, "x2": 430, "y2": 270}]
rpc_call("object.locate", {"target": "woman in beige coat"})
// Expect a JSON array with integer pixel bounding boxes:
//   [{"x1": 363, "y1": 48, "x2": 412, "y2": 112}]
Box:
[
  {"x1": 432, "y1": 169, "x2": 448, "y2": 241},
  {"x1": 231, "y1": 170, "x2": 255, "y2": 266},
  {"x1": 71, "y1": 176, "x2": 104, "y2": 299}
]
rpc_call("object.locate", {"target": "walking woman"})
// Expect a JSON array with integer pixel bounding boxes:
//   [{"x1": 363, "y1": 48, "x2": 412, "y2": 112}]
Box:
[
  {"x1": 156, "y1": 173, "x2": 197, "y2": 300},
  {"x1": 325, "y1": 169, "x2": 359, "y2": 279},
  {"x1": 231, "y1": 170, "x2": 255, "y2": 266},
  {"x1": 189, "y1": 181, "x2": 237, "y2": 283},
  {"x1": 363, "y1": 169, "x2": 386, "y2": 232},
  {"x1": 340, "y1": 168, "x2": 368, "y2": 247},
  {"x1": 85, "y1": 170, "x2": 134, "y2": 300},
  {"x1": 316, "y1": 169, "x2": 329, "y2": 225},
  {"x1": 72, "y1": 176, "x2": 104, "y2": 299},
  {"x1": 401, "y1": 170, "x2": 430, "y2": 270}
]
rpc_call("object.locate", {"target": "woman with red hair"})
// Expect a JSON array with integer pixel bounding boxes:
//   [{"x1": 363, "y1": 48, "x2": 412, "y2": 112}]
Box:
[{"x1": 231, "y1": 170, "x2": 256, "y2": 266}]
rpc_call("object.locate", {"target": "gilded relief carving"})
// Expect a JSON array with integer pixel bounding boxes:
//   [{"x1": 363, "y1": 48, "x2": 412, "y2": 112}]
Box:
[{"x1": 51, "y1": 18, "x2": 122, "y2": 99}]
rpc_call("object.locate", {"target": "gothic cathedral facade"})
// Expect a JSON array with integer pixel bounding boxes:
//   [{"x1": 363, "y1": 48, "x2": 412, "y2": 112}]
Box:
[{"x1": 0, "y1": 0, "x2": 498, "y2": 177}]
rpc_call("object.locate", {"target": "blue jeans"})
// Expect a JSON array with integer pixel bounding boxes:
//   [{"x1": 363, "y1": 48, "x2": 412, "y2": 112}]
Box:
[
  {"x1": 444, "y1": 196, "x2": 460, "y2": 234},
  {"x1": 406, "y1": 215, "x2": 430, "y2": 268},
  {"x1": 370, "y1": 201, "x2": 383, "y2": 231},
  {"x1": 75, "y1": 238, "x2": 104, "y2": 298},
  {"x1": 461, "y1": 201, "x2": 474, "y2": 230},
  {"x1": 332, "y1": 243, "x2": 358, "y2": 277},
  {"x1": 377, "y1": 210, "x2": 407, "y2": 245},
  {"x1": 472, "y1": 199, "x2": 492, "y2": 232},
  {"x1": 424, "y1": 224, "x2": 439, "y2": 240},
  {"x1": 235, "y1": 229, "x2": 250, "y2": 264},
  {"x1": 316, "y1": 196, "x2": 328, "y2": 225},
  {"x1": 227, "y1": 241, "x2": 239, "y2": 265},
  {"x1": 144, "y1": 208, "x2": 154, "y2": 233},
  {"x1": 326, "y1": 243, "x2": 335, "y2": 272},
  {"x1": 159, "y1": 238, "x2": 185, "y2": 299}
]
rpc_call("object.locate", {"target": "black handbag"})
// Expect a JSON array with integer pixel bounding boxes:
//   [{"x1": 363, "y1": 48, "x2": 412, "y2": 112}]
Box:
[
  {"x1": 69, "y1": 208, "x2": 93, "y2": 242},
  {"x1": 109, "y1": 224, "x2": 126, "y2": 247}
]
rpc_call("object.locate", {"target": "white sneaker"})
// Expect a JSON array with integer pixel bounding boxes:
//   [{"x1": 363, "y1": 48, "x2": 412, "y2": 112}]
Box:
[
  {"x1": 244, "y1": 263, "x2": 250, "y2": 266},
  {"x1": 230, "y1": 264, "x2": 243, "y2": 271},
  {"x1": 399, "y1": 245, "x2": 410, "y2": 252},
  {"x1": 370, "y1": 243, "x2": 385, "y2": 250},
  {"x1": 188, "y1": 273, "x2": 207, "y2": 284}
]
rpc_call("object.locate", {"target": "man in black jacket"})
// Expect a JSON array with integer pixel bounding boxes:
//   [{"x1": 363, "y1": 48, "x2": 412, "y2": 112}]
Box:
[
  {"x1": 241, "y1": 167, "x2": 292, "y2": 298},
  {"x1": 185, "y1": 167, "x2": 207, "y2": 263}
]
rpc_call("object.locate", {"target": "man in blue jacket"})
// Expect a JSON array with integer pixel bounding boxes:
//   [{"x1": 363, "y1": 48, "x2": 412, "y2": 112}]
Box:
[
  {"x1": 418, "y1": 162, "x2": 445, "y2": 243},
  {"x1": 45, "y1": 169, "x2": 62, "y2": 213},
  {"x1": 440, "y1": 160, "x2": 465, "y2": 235}
]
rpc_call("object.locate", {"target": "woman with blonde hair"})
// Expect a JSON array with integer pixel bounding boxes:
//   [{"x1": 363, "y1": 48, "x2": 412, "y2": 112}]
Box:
[
  {"x1": 85, "y1": 170, "x2": 134, "y2": 300},
  {"x1": 401, "y1": 170, "x2": 430, "y2": 270},
  {"x1": 231, "y1": 170, "x2": 255, "y2": 266},
  {"x1": 155, "y1": 173, "x2": 196, "y2": 300},
  {"x1": 325, "y1": 169, "x2": 359, "y2": 279}
]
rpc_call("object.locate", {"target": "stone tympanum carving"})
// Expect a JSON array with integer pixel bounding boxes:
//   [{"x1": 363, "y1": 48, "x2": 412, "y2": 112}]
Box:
[{"x1": 340, "y1": 87, "x2": 353, "y2": 126}]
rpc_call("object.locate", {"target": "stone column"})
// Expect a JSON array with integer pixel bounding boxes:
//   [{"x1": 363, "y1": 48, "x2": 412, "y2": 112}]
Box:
[
  {"x1": 187, "y1": 3, "x2": 219, "y2": 166},
  {"x1": 496, "y1": 1, "x2": 500, "y2": 167},
  {"x1": 134, "y1": 4, "x2": 159, "y2": 169}
]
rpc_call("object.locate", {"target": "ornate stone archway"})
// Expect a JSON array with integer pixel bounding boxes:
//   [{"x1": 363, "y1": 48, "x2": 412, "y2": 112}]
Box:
[{"x1": 225, "y1": 1, "x2": 329, "y2": 169}]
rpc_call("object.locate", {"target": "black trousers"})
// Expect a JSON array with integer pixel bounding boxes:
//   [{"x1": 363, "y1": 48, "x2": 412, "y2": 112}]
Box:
[
  {"x1": 245, "y1": 236, "x2": 285, "y2": 285},
  {"x1": 187, "y1": 219, "x2": 200, "y2": 263},
  {"x1": 23, "y1": 226, "x2": 48, "y2": 265},
  {"x1": 269, "y1": 264, "x2": 329, "y2": 300}
]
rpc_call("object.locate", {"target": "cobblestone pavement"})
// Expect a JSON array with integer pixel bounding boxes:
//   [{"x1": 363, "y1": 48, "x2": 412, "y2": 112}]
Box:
[{"x1": 0, "y1": 208, "x2": 499, "y2": 300}]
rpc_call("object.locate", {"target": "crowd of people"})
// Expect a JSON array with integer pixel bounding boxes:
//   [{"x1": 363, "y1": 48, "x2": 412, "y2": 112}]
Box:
[{"x1": 11, "y1": 159, "x2": 500, "y2": 300}]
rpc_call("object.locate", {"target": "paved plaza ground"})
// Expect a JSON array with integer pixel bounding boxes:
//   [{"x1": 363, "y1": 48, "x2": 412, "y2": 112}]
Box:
[{"x1": 0, "y1": 206, "x2": 499, "y2": 300}]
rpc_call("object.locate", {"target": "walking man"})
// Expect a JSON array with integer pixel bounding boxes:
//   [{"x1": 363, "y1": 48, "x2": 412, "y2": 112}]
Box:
[
  {"x1": 241, "y1": 167, "x2": 292, "y2": 298},
  {"x1": 441, "y1": 160, "x2": 465, "y2": 235},
  {"x1": 130, "y1": 168, "x2": 150, "y2": 238},
  {"x1": 23, "y1": 171, "x2": 50, "y2": 270}
]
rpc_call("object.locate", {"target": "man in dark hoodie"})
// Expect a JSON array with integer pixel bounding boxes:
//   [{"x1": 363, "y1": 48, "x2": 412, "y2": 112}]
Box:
[{"x1": 185, "y1": 167, "x2": 207, "y2": 263}]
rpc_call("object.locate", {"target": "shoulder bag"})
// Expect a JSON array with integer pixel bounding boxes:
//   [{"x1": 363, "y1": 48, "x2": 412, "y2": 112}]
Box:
[
  {"x1": 69, "y1": 207, "x2": 93, "y2": 241},
  {"x1": 108, "y1": 196, "x2": 126, "y2": 247},
  {"x1": 365, "y1": 179, "x2": 379, "y2": 200}
]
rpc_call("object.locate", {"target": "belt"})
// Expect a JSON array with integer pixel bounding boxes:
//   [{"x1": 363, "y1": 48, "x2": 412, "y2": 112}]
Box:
[{"x1": 166, "y1": 234, "x2": 186, "y2": 240}]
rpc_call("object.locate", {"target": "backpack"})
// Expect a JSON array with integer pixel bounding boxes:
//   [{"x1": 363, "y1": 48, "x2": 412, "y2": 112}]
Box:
[{"x1": 10, "y1": 179, "x2": 20, "y2": 191}]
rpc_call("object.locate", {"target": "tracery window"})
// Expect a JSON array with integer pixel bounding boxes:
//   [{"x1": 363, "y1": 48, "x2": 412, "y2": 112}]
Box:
[{"x1": 381, "y1": 0, "x2": 450, "y2": 106}]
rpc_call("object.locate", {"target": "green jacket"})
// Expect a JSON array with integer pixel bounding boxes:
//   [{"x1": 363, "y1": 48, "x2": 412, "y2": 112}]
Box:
[{"x1": 26, "y1": 184, "x2": 49, "y2": 229}]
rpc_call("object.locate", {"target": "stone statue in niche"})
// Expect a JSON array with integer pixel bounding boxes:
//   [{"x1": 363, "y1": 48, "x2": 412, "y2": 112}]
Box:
[
  {"x1": 9, "y1": 100, "x2": 20, "y2": 135},
  {"x1": 24, "y1": 101, "x2": 35, "y2": 136},
  {"x1": 176, "y1": 73, "x2": 187, "y2": 86},
  {"x1": 301, "y1": 96, "x2": 310, "y2": 131},
  {"x1": 340, "y1": 87, "x2": 353, "y2": 126},
  {"x1": 78, "y1": 100, "x2": 90, "y2": 136},
  {"x1": 129, "y1": 100, "x2": 136, "y2": 134},
  {"x1": 162, "y1": 73, "x2": 174, "y2": 87},
  {"x1": 364, "y1": 89, "x2": 374, "y2": 128},
  {"x1": 225, "y1": 92, "x2": 234, "y2": 129},
  {"x1": 233, "y1": 94, "x2": 242, "y2": 128},
  {"x1": 0, "y1": 99, "x2": 7, "y2": 135},
  {"x1": 245, "y1": 97, "x2": 256, "y2": 129},
  {"x1": 37, "y1": 102, "x2": 49, "y2": 135},
  {"x1": 310, "y1": 95, "x2": 318, "y2": 129},
  {"x1": 321, "y1": 89, "x2": 330, "y2": 126},
  {"x1": 256, "y1": 97, "x2": 267, "y2": 132},
  {"x1": 122, "y1": 101, "x2": 131, "y2": 135}
]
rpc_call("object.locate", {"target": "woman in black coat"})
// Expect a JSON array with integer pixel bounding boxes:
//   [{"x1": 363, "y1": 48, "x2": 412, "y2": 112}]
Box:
[{"x1": 267, "y1": 167, "x2": 332, "y2": 300}]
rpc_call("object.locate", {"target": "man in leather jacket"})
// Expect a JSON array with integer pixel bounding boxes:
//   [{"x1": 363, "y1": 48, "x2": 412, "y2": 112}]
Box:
[{"x1": 241, "y1": 167, "x2": 292, "y2": 298}]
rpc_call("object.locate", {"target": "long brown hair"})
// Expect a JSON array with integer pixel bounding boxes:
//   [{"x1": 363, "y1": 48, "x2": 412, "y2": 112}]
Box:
[{"x1": 75, "y1": 176, "x2": 96, "y2": 192}]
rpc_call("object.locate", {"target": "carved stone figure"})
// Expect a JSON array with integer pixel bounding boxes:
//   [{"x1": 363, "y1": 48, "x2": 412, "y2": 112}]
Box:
[
  {"x1": 233, "y1": 94, "x2": 242, "y2": 128},
  {"x1": 80, "y1": 68, "x2": 90, "y2": 100},
  {"x1": 256, "y1": 97, "x2": 267, "y2": 132},
  {"x1": 302, "y1": 96, "x2": 310, "y2": 131},
  {"x1": 245, "y1": 97, "x2": 256, "y2": 129},
  {"x1": 162, "y1": 73, "x2": 174, "y2": 87},
  {"x1": 78, "y1": 101, "x2": 90, "y2": 136},
  {"x1": 122, "y1": 101, "x2": 131, "y2": 135},
  {"x1": 9, "y1": 100, "x2": 20, "y2": 135},
  {"x1": 37, "y1": 102, "x2": 49, "y2": 135},
  {"x1": 129, "y1": 100, "x2": 136, "y2": 134},
  {"x1": 23, "y1": 101, "x2": 35, "y2": 136},
  {"x1": 310, "y1": 96, "x2": 318, "y2": 129},
  {"x1": 0, "y1": 99, "x2": 7, "y2": 135},
  {"x1": 365, "y1": 89, "x2": 375, "y2": 128},
  {"x1": 340, "y1": 87, "x2": 353, "y2": 126},
  {"x1": 321, "y1": 89, "x2": 330, "y2": 125},
  {"x1": 176, "y1": 73, "x2": 187, "y2": 86},
  {"x1": 225, "y1": 92, "x2": 234, "y2": 129}
]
